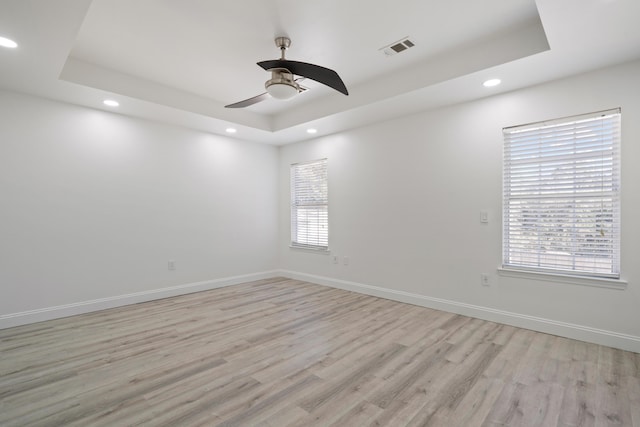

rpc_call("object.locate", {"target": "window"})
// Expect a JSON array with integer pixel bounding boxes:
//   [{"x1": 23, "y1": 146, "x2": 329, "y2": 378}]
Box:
[
  {"x1": 291, "y1": 158, "x2": 328, "y2": 250},
  {"x1": 502, "y1": 109, "x2": 621, "y2": 279}
]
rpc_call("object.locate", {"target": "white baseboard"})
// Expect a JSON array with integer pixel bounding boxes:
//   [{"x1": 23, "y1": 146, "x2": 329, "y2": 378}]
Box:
[
  {"x1": 279, "y1": 270, "x2": 640, "y2": 354},
  {"x1": 0, "y1": 270, "x2": 279, "y2": 330},
  {"x1": 4, "y1": 269, "x2": 639, "y2": 353}
]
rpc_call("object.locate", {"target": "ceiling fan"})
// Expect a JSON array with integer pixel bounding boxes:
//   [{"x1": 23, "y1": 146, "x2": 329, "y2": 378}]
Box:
[{"x1": 225, "y1": 37, "x2": 349, "y2": 108}]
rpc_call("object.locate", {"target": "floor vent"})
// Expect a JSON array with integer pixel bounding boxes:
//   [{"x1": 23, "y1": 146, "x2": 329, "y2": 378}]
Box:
[{"x1": 380, "y1": 37, "x2": 415, "y2": 56}]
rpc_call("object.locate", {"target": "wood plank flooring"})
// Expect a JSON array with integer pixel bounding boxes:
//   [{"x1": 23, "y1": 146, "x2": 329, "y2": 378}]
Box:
[{"x1": 1, "y1": 277, "x2": 638, "y2": 426}]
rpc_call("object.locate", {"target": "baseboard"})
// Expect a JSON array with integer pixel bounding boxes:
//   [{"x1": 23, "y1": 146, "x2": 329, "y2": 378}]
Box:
[
  {"x1": 279, "y1": 269, "x2": 640, "y2": 353},
  {"x1": 5, "y1": 269, "x2": 638, "y2": 353},
  {"x1": 0, "y1": 270, "x2": 279, "y2": 330}
]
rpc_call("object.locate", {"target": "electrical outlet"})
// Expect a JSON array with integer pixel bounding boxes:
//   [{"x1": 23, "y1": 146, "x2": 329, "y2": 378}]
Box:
[
  {"x1": 168, "y1": 260, "x2": 176, "y2": 270},
  {"x1": 481, "y1": 273, "x2": 490, "y2": 286},
  {"x1": 332, "y1": 255, "x2": 339, "y2": 264}
]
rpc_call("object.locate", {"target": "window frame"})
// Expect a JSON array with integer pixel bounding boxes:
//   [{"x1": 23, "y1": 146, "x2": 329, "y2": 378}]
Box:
[
  {"x1": 501, "y1": 109, "x2": 621, "y2": 281},
  {"x1": 290, "y1": 158, "x2": 329, "y2": 251}
]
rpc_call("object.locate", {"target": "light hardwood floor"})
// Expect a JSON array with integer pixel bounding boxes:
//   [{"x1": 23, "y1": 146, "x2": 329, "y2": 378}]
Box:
[{"x1": 1, "y1": 277, "x2": 639, "y2": 426}]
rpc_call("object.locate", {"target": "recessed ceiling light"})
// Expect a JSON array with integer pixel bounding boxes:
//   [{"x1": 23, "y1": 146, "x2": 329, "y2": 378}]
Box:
[
  {"x1": 0, "y1": 36, "x2": 18, "y2": 49},
  {"x1": 483, "y1": 78, "x2": 501, "y2": 88},
  {"x1": 307, "y1": 128, "x2": 318, "y2": 134},
  {"x1": 103, "y1": 99, "x2": 119, "y2": 107},
  {"x1": 226, "y1": 128, "x2": 237, "y2": 134}
]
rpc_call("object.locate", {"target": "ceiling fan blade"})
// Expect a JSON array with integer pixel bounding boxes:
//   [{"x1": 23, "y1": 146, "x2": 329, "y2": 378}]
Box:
[
  {"x1": 225, "y1": 92, "x2": 271, "y2": 108},
  {"x1": 258, "y1": 60, "x2": 348, "y2": 95}
]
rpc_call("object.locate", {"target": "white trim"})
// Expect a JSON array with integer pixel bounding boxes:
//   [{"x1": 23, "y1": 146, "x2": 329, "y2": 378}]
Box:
[
  {"x1": 279, "y1": 269, "x2": 640, "y2": 354},
  {"x1": 497, "y1": 267, "x2": 627, "y2": 290},
  {"x1": 0, "y1": 270, "x2": 279, "y2": 330},
  {"x1": 502, "y1": 108, "x2": 621, "y2": 131},
  {"x1": 288, "y1": 245, "x2": 330, "y2": 253},
  {"x1": 4, "y1": 268, "x2": 638, "y2": 353}
]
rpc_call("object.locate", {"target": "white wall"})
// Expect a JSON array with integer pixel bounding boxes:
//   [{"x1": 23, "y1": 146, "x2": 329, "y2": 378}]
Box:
[
  {"x1": 2, "y1": 60, "x2": 639, "y2": 351},
  {"x1": 278, "y1": 60, "x2": 640, "y2": 351},
  {"x1": 0, "y1": 91, "x2": 278, "y2": 319}
]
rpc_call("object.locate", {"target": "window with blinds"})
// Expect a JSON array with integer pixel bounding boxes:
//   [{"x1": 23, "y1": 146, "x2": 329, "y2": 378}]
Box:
[
  {"x1": 291, "y1": 158, "x2": 328, "y2": 250},
  {"x1": 502, "y1": 109, "x2": 621, "y2": 278}
]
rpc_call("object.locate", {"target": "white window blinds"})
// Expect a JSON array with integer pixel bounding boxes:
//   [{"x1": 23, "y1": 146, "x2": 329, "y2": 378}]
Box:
[
  {"x1": 502, "y1": 109, "x2": 621, "y2": 278},
  {"x1": 291, "y1": 159, "x2": 328, "y2": 250}
]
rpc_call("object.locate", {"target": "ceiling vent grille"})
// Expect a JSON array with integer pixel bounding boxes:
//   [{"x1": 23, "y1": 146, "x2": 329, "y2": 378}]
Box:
[{"x1": 380, "y1": 37, "x2": 415, "y2": 56}]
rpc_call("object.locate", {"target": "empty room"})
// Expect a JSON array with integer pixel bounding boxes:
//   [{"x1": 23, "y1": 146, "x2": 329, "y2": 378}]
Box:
[{"x1": 1, "y1": 0, "x2": 639, "y2": 426}]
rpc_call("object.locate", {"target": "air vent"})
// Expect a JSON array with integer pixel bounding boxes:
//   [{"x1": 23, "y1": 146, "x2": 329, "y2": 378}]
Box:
[{"x1": 380, "y1": 37, "x2": 415, "y2": 56}]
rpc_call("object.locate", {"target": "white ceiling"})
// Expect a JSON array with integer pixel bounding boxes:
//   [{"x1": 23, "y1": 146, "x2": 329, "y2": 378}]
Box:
[{"x1": 1, "y1": 0, "x2": 640, "y2": 145}]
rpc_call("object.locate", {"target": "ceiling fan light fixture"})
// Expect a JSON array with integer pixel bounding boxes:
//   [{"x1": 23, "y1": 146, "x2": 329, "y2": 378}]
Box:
[
  {"x1": 266, "y1": 82, "x2": 298, "y2": 100},
  {"x1": 265, "y1": 68, "x2": 299, "y2": 100}
]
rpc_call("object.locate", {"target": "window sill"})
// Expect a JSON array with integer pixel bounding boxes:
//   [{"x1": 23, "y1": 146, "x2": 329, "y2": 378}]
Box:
[
  {"x1": 289, "y1": 245, "x2": 330, "y2": 253},
  {"x1": 497, "y1": 267, "x2": 627, "y2": 290}
]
